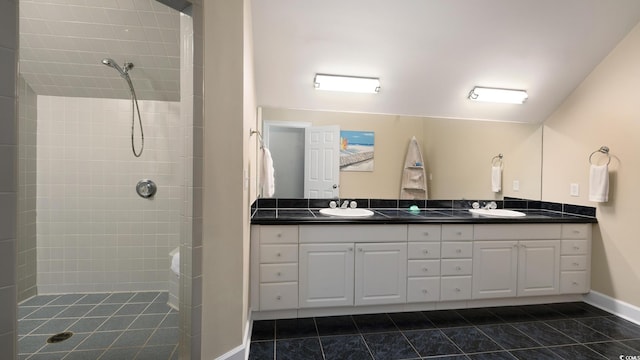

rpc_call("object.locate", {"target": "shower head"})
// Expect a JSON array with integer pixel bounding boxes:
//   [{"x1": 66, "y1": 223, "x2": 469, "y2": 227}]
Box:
[{"x1": 101, "y1": 58, "x2": 133, "y2": 78}]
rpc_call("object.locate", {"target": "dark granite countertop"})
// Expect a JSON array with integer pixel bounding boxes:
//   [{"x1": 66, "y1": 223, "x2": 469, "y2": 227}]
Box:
[{"x1": 251, "y1": 208, "x2": 597, "y2": 225}]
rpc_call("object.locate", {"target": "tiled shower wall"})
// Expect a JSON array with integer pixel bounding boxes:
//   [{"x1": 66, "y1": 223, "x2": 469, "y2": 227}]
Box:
[
  {"x1": 36, "y1": 95, "x2": 183, "y2": 294},
  {"x1": 0, "y1": 0, "x2": 18, "y2": 356},
  {"x1": 17, "y1": 76, "x2": 37, "y2": 302}
]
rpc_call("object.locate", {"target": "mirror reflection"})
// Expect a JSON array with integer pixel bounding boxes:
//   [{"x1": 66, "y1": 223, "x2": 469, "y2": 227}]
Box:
[{"x1": 259, "y1": 107, "x2": 542, "y2": 201}]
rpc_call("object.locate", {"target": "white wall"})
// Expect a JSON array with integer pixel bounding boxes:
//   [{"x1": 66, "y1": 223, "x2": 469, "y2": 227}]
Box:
[
  {"x1": 542, "y1": 22, "x2": 640, "y2": 308},
  {"x1": 0, "y1": 0, "x2": 18, "y2": 356},
  {"x1": 36, "y1": 96, "x2": 183, "y2": 294}
]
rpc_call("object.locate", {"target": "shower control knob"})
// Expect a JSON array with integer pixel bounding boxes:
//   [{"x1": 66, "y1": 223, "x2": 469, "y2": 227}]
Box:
[{"x1": 136, "y1": 179, "x2": 157, "y2": 198}]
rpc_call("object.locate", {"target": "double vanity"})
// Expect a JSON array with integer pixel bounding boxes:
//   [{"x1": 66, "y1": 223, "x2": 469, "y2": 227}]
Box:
[{"x1": 250, "y1": 199, "x2": 596, "y2": 320}]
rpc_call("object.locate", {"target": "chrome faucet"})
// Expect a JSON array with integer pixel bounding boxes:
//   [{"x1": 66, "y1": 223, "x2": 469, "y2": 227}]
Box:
[
  {"x1": 484, "y1": 201, "x2": 497, "y2": 210},
  {"x1": 341, "y1": 200, "x2": 350, "y2": 209}
]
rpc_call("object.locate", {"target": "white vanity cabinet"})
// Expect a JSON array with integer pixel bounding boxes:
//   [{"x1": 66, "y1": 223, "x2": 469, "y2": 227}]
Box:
[
  {"x1": 299, "y1": 243, "x2": 354, "y2": 308},
  {"x1": 298, "y1": 225, "x2": 408, "y2": 308},
  {"x1": 251, "y1": 225, "x2": 299, "y2": 311},
  {"x1": 560, "y1": 224, "x2": 592, "y2": 293},
  {"x1": 440, "y1": 225, "x2": 474, "y2": 301},
  {"x1": 407, "y1": 225, "x2": 442, "y2": 303},
  {"x1": 251, "y1": 220, "x2": 592, "y2": 318},
  {"x1": 472, "y1": 224, "x2": 561, "y2": 299}
]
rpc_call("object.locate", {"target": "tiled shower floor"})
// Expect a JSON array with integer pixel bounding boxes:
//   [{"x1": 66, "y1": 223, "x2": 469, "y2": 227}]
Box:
[
  {"x1": 18, "y1": 292, "x2": 178, "y2": 360},
  {"x1": 249, "y1": 302, "x2": 640, "y2": 360}
]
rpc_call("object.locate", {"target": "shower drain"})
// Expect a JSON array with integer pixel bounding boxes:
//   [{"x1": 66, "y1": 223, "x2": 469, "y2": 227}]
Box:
[{"x1": 47, "y1": 331, "x2": 73, "y2": 344}]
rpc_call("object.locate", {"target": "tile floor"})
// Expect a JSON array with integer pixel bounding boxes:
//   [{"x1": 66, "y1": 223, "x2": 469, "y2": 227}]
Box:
[
  {"x1": 18, "y1": 292, "x2": 179, "y2": 360},
  {"x1": 249, "y1": 302, "x2": 640, "y2": 360}
]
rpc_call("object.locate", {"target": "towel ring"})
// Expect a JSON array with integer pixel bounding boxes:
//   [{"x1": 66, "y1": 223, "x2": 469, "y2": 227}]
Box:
[
  {"x1": 491, "y1": 154, "x2": 503, "y2": 166},
  {"x1": 589, "y1": 146, "x2": 611, "y2": 165}
]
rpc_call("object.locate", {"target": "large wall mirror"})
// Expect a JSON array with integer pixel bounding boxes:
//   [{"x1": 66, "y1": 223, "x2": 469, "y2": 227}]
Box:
[{"x1": 259, "y1": 107, "x2": 542, "y2": 200}]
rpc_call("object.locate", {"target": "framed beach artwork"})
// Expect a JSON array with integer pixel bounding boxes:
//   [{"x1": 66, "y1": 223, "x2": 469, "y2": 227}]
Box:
[{"x1": 340, "y1": 130, "x2": 375, "y2": 171}]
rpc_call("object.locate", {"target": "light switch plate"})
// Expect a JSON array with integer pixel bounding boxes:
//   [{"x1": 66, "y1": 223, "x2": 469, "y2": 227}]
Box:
[
  {"x1": 512, "y1": 180, "x2": 520, "y2": 191},
  {"x1": 570, "y1": 183, "x2": 579, "y2": 196}
]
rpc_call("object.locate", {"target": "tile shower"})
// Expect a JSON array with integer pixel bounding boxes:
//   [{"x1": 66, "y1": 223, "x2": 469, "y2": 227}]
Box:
[{"x1": 34, "y1": 95, "x2": 183, "y2": 295}]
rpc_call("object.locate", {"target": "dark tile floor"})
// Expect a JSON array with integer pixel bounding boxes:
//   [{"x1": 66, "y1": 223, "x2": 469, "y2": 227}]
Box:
[
  {"x1": 249, "y1": 302, "x2": 640, "y2": 360},
  {"x1": 18, "y1": 292, "x2": 179, "y2": 360}
]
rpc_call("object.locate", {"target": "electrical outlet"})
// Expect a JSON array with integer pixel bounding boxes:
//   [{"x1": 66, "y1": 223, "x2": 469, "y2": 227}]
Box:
[
  {"x1": 570, "y1": 183, "x2": 579, "y2": 197},
  {"x1": 512, "y1": 180, "x2": 520, "y2": 191}
]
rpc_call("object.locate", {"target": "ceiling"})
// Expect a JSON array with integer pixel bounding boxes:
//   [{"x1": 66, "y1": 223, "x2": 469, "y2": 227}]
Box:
[
  {"x1": 19, "y1": 0, "x2": 180, "y2": 101},
  {"x1": 17, "y1": 1, "x2": 640, "y2": 123},
  {"x1": 251, "y1": 0, "x2": 640, "y2": 123}
]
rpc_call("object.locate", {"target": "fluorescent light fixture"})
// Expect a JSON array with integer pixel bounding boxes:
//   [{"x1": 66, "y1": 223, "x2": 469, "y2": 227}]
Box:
[
  {"x1": 314, "y1": 74, "x2": 380, "y2": 93},
  {"x1": 468, "y1": 87, "x2": 528, "y2": 104}
]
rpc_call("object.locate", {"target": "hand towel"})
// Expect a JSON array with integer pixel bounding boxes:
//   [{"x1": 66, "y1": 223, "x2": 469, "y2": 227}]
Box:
[
  {"x1": 170, "y1": 251, "x2": 180, "y2": 277},
  {"x1": 589, "y1": 164, "x2": 609, "y2": 202},
  {"x1": 491, "y1": 165, "x2": 502, "y2": 193},
  {"x1": 261, "y1": 147, "x2": 275, "y2": 197}
]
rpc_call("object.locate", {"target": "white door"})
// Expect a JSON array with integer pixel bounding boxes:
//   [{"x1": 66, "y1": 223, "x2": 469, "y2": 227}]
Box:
[
  {"x1": 518, "y1": 240, "x2": 560, "y2": 296},
  {"x1": 299, "y1": 243, "x2": 354, "y2": 308},
  {"x1": 304, "y1": 126, "x2": 340, "y2": 198},
  {"x1": 355, "y1": 243, "x2": 407, "y2": 306},
  {"x1": 472, "y1": 241, "x2": 518, "y2": 299}
]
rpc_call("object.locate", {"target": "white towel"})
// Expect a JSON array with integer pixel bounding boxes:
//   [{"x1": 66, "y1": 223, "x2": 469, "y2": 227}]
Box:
[
  {"x1": 491, "y1": 165, "x2": 502, "y2": 193},
  {"x1": 589, "y1": 164, "x2": 609, "y2": 202},
  {"x1": 170, "y1": 251, "x2": 180, "y2": 277},
  {"x1": 261, "y1": 147, "x2": 275, "y2": 197}
]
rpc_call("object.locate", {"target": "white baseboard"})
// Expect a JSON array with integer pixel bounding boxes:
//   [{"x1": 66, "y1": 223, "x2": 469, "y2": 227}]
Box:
[
  {"x1": 215, "y1": 313, "x2": 253, "y2": 360},
  {"x1": 584, "y1": 290, "x2": 640, "y2": 326}
]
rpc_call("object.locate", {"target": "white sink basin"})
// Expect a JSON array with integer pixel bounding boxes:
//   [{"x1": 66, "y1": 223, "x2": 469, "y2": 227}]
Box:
[
  {"x1": 319, "y1": 208, "x2": 375, "y2": 217},
  {"x1": 469, "y1": 209, "x2": 526, "y2": 218}
]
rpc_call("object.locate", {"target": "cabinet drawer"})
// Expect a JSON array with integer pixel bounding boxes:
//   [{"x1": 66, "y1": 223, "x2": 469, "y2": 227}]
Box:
[
  {"x1": 440, "y1": 276, "x2": 472, "y2": 301},
  {"x1": 260, "y1": 244, "x2": 298, "y2": 263},
  {"x1": 408, "y1": 260, "x2": 441, "y2": 277},
  {"x1": 259, "y1": 282, "x2": 298, "y2": 310},
  {"x1": 408, "y1": 242, "x2": 441, "y2": 259},
  {"x1": 561, "y1": 224, "x2": 591, "y2": 239},
  {"x1": 442, "y1": 225, "x2": 473, "y2": 241},
  {"x1": 560, "y1": 271, "x2": 589, "y2": 294},
  {"x1": 561, "y1": 240, "x2": 589, "y2": 255},
  {"x1": 441, "y1": 242, "x2": 472, "y2": 258},
  {"x1": 260, "y1": 263, "x2": 298, "y2": 283},
  {"x1": 408, "y1": 225, "x2": 442, "y2": 241},
  {"x1": 441, "y1": 259, "x2": 473, "y2": 276},
  {"x1": 407, "y1": 277, "x2": 440, "y2": 303},
  {"x1": 561, "y1": 255, "x2": 588, "y2": 271},
  {"x1": 260, "y1": 225, "x2": 298, "y2": 244}
]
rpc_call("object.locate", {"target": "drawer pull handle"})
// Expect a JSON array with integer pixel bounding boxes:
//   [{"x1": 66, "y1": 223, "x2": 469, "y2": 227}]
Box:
[
  {"x1": 423, "y1": 250, "x2": 429, "y2": 254},
  {"x1": 276, "y1": 295, "x2": 281, "y2": 300},
  {"x1": 424, "y1": 232, "x2": 430, "y2": 236},
  {"x1": 572, "y1": 282, "x2": 578, "y2": 286},
  {"x1": 348, "y1": 247, "x2": 353, "y2": 252},
  {"x1": 456, "y1": 249, "x2": 462, "y2": 253},
  {"x1": 573, "y1": 262, "x2": 579, "y2": 266},
  {"x1": 455, "y1": 288, "x2": 461, "y2": 292},
  {"x1": 277, "y1": 272, "x2": 282, "y2": 276},
  {"x1": 572, "y1": 230, "x2": 580, "y2": 234},
  {"x1": 277, "y1": 233, "x2": 282, "y2": 237},
  {"x1": 423, "y1": 268, "x2": 429, "y2": 272},
  {"x1": 456, "y1": 266, "x2": 462, "y2": 271},
  {"x1": 276, "y1": 252, "x2": 281, "y2": 257},
  {"x1": 422, "y1": 289, "x2": 428, "y2": 294},
  {"x1": 573, "y1": 246, "x2": 580, "y2": 250},
  {"x1": 358, "y1": 248, "x2": 363, "y2": 252},
  {"x1": 456, "y1": 231, "x2": 462, "y2": 236}
]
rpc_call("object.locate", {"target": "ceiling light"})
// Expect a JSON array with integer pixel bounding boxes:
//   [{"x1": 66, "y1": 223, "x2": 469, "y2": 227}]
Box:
[
  {"x1": 468, "y1": 87, "x2": 528, "y2": 104},
  {"x1": 314, "y1": 74, "x2": 380, "y2": 93}
]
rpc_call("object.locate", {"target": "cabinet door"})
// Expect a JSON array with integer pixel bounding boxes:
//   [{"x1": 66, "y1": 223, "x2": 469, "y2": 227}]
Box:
[
  {"x1": 355, "y1": 243, "x2": 407, "y2": 306},
  {"x1": 472, "y1": 241, "x2": 518, "y2": 299},
  {"x1": 299, "y1": 243, "x2": 354, "y2": 308},
  {"x1": 518, "y1": 240, "x2": 560, "y2": 296}
]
